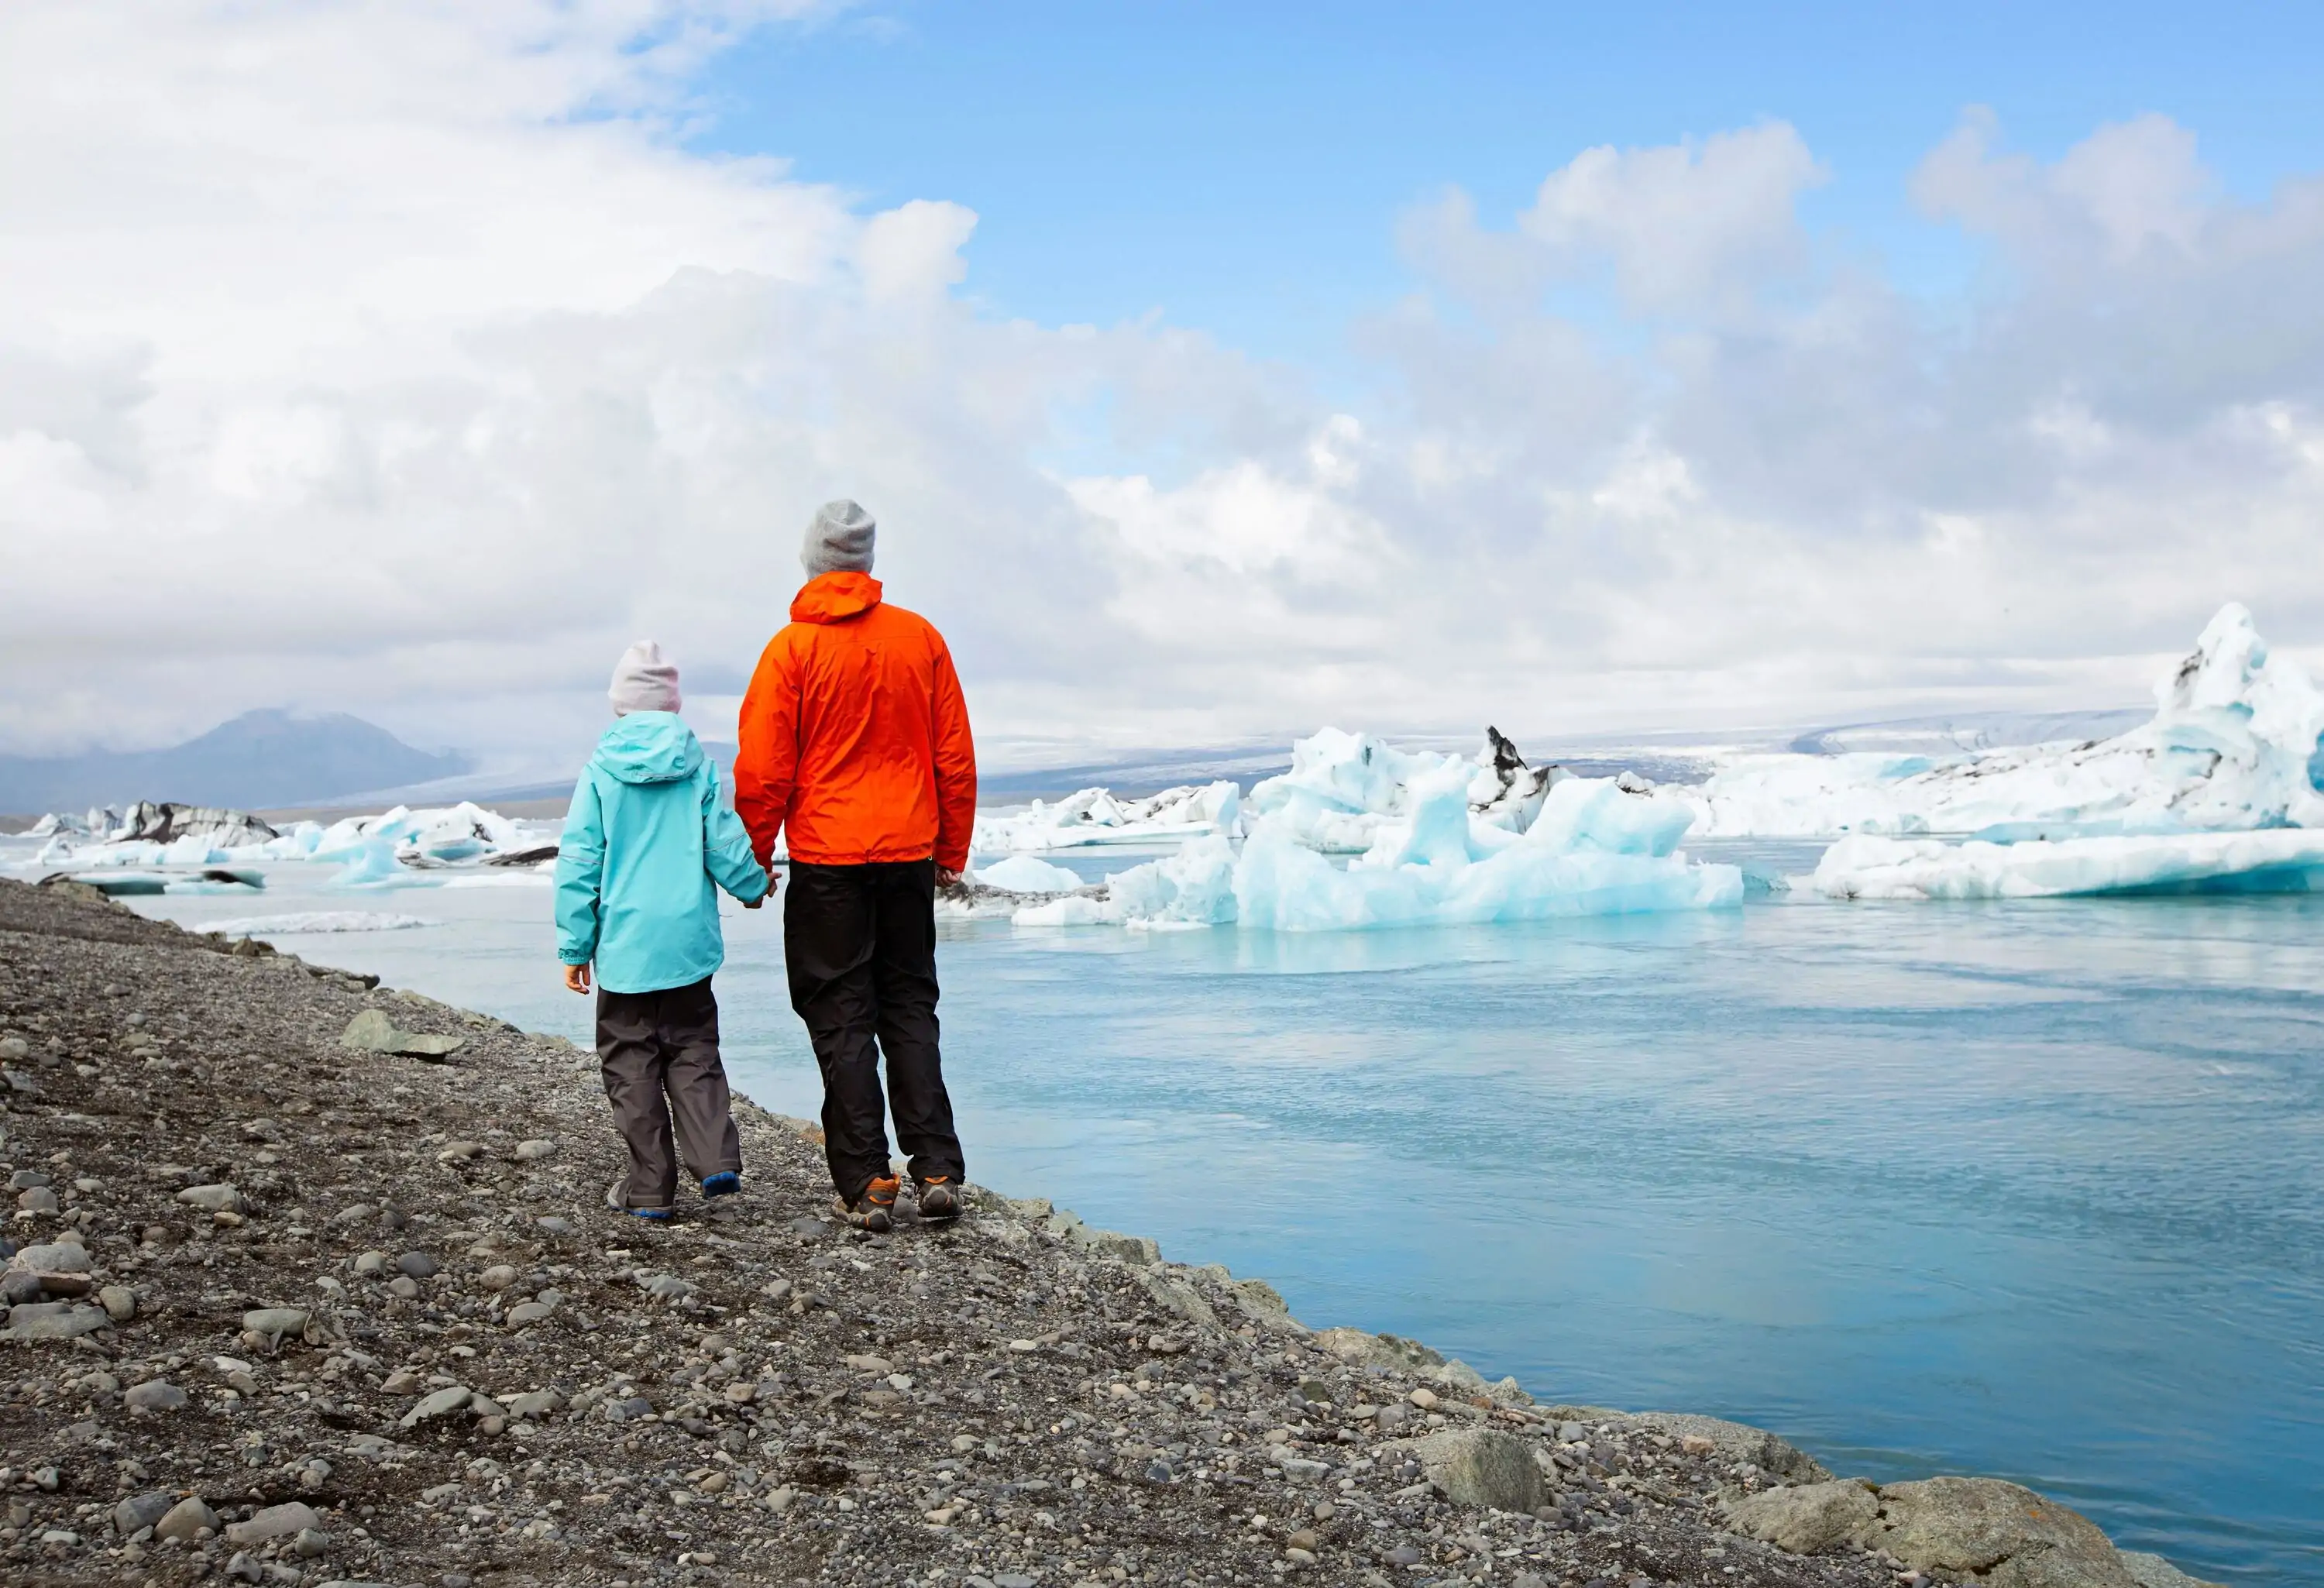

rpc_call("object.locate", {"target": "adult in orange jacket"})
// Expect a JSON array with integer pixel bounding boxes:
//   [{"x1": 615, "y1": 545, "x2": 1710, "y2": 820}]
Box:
[{"x1": 734, "y1": 499, "x2": 977, "y2": 1232}]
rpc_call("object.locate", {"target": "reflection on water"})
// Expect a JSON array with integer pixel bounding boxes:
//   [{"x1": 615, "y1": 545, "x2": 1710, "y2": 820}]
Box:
[{"x1": 124, "y1": 864, "x2": 2324, "y2": 1584}]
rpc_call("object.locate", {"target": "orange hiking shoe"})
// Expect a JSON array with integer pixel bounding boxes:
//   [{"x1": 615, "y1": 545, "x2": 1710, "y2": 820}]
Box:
[
  {"x1": 837, "y1": 1174, "x2": 899, "y2": 1232},
  {"x1": 916, "y1": 1176, "x2": 961, "y2": 1221}
]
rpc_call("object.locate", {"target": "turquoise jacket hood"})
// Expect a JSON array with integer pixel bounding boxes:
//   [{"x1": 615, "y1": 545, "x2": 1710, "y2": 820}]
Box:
[
  {"x1": 555, "y1": 714, "x2": 768, "y2": 994},
  {"x1": 591, "y1": 711, "x2": 703, "y2": 785}
]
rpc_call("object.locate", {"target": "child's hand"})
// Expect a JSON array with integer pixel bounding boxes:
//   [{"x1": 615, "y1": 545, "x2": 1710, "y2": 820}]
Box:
[
  {"x1": 743, "y1": 893, "x2": 764, "y2": 909},
  {"x1": 563, "y1": 962, "x2": 592, "y2": 995}
]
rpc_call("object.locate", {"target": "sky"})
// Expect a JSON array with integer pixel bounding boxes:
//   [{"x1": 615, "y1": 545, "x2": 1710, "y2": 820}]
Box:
[{"x1": 5, "y1": 0, "x2": 2324, "y2": 773}]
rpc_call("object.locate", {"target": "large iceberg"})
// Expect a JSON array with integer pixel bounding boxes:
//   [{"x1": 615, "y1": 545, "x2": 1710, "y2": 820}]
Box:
[
  {"x1": 1683, "y1": 605, "x2": 2324, "y2": 838},
  {"x1": 1016, "y1": 761, "x2": 1741, "y2": 932},
  {"x1": 1804, "y1": 830, "x2": 2324, "y2": 900}
]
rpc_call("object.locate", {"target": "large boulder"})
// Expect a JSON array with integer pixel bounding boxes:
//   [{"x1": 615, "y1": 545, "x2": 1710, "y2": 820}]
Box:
[
  {"x1": 1863, "y1": 1478, "x2": 2142, "y2": 1588},
  {"x1": 1726, "y1": 1480, "x2": 1882, "y2": 1553},
  {"x1": 340, "y1": 1009, "x2": 464, "y2": 1059},
  {"x1": 1401, "y1": 1427, "x2": 1545, "y2": 1514}
]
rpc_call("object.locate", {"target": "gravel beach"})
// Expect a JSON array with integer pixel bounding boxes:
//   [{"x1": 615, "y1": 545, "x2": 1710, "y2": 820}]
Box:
[{"x1": 0, "y1": 878, "x2": 2212, "y2": 1588}]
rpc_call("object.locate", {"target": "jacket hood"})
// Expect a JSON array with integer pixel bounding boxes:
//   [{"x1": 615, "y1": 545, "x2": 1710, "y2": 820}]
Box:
[
  {"x1": 791, "y1": 570, "x2": 883, "y2": 625},
  {"x1": 592, "y1": 711, "x2": 704, "y2": 785}
]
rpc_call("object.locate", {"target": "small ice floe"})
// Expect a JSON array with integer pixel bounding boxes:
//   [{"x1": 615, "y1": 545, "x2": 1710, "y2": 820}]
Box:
[
  {"x1": 972, "y1": 855, "x2": 1086, "y2": 894},
  {"x1": 50, "y1": 868, "x2": 263, "y2": 897},
  {"x1": 1802, "y1": 830, "x2": 2324, "y2": 900},
  {"x1": 202, "y1": 911, "x2": 438, "y2": 936},
  {"x1": 973, "y1": 782, "x2": 1243, "y2": 853}
]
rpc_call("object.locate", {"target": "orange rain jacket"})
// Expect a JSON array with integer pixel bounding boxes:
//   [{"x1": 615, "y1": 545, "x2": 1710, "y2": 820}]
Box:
[{"x1": 734, "y1": 572, "x2": 978, "y2": 875}]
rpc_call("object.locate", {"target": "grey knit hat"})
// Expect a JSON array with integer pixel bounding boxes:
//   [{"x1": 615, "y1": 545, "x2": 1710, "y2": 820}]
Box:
[
  {"x1": 607, "y1": 640, "x2": 681, "y2": 717},
  {"x1": 802, "y1": 499, "x2": 876, "y2": 576}
]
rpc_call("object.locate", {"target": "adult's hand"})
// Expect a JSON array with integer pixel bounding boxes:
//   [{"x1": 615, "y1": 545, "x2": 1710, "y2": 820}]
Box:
[
  {"x1": 563, "y1": 962, "x2": 592, "y2": 995},
  {"x1": 936, "y1": 867, "x2": 963, "y2": 888}
]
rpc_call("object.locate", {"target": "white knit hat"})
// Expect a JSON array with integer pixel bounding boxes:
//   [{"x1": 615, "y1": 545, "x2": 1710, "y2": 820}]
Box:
[
  {"x1": 608, "y1": 640, "x2": 681, "y2": 716},
  {"x1": 802, "y1": 498, "x2": 877, "y2": 576}
]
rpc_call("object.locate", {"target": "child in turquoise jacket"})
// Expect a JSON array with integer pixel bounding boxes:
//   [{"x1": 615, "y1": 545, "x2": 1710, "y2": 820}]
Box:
[{"x1": 556, "y1": 641, "x2": 772, "y2": 1220}]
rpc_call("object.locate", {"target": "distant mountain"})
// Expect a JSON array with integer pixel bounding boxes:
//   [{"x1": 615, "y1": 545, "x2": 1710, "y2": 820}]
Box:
[{"x1": 0, "y1": 710, "x2": 470, "y2": 815}]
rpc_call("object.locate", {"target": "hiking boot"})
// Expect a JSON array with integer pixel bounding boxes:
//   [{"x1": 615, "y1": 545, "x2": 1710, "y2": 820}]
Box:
[
  {"x1": 701, "y1": 1171, "x2": 741, "y2": 1200},
  {"x1": 606, "y1": 1177, "x2": 671, "y2": 1223},
  {"x1": 916, "y1": 1176, "x2": 961, "y2": 1221},
  {"x1": 836, "y1": 1175, "x2": 899, "y2": 1232}
]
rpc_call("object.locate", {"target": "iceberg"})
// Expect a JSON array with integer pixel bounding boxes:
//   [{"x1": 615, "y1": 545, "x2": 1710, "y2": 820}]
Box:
[
  {"x1": 1018, "y1": 774, "x2": 1741, "y2": 932},
  {"x1": 1243, "y1": 725, "x2": 1574, "y2": 852},
  {"x1": 972, "y1": 781, "x2": 1243, "y2": 852},
  {"x1": 327, "y1": 835, "x2": 410, "y2": 889},
  {"x1": 971, "y1": 854, "x2": 1086, "y2": 895},
  {"x1": 1684, "y1": 604, "x2": 2324, "y2": 838},
  {"x1": 1803, "y1": 830, "x2": 2324, "y2": 900}
]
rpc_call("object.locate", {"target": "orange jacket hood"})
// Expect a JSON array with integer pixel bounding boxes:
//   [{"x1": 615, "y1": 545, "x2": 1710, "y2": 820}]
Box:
[{"x1": 789, "y1": 571, "x2": 882, "y2": 625}]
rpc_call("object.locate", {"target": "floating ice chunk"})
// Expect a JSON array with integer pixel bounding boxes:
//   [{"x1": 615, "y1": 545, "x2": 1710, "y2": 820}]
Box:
[
  {"x1": 1009, "y1": 893, "x2": 1118, "y2": 926},
  {"x1": 327, "y1": 835, "x2": 407, "y2": 889},
  {"x1": 1803, "y1": 830, "x2": 2324, "y2": 899},
  {"x1": 975, "y1": 854, "x2": 1086, "y2": 894},
  {"x1": 202, "y1": 912, "x2": 438, "y2": 935},
  {"x1": 1686, "y1": 604, "x2": 2324, "y2": 837},
  {"x1": 256, "y1": 823, "x2": 324, "y2": 859},
  {"x1": 161, "y1": 833, "x2": 227, "y2": 865},
  {"x1": 1013, "y1": 835, "x2": 1239, "y2": 926},
  {"x1": 975, "y1": 781, "x2": 1243, "y2": 852}
]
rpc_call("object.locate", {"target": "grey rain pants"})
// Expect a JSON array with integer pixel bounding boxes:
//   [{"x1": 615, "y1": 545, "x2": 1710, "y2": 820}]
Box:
[{"x1": 595, "y1": 975, "x2": 741, "y2": 1212}]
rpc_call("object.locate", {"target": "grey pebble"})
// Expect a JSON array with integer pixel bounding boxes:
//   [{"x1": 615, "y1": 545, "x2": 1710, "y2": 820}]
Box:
[
  {"x1": 227, "y1": 1501, "x2": 323, "y2": 1548},
  {"x1": 395, "y1": 1250, "x2": 439, "y2": 1278},
  {"x1": 113, "y1": 1490, "x2": 175, "y2": 1535},
  {"x1": 153, "y1": 1495, "x2": 218, "y2": 1542},
  {"x1": 125, "y1": 1379, "x2": 190, "y2": 1411}
]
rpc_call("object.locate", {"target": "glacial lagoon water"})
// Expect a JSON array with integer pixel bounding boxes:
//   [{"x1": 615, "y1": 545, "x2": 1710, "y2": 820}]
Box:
[{"x1": 104, "y1": 847, "x2": 2324, "y2": 1585}]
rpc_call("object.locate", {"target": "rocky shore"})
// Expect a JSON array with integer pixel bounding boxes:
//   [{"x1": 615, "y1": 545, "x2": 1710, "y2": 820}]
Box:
[{"x1": 0, "y1": 878, "x2": 2214, "y2": 1588}]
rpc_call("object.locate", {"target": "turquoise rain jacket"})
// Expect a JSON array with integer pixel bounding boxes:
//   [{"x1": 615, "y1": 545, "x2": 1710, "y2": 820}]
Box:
[{"x1": 555, "y1": 712, "x2": 770, "y2": 994}]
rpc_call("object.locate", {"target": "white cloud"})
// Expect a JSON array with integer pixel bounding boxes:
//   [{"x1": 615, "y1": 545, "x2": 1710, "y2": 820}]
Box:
[{"x1": 2, "y1": 10, "x2": 2322, "y2": 775}]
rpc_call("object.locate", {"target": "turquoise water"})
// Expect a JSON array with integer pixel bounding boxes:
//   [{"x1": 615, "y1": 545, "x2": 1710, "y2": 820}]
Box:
[{"x1": 118, "y1": 857, "x2": 2324, "y2": 1584}]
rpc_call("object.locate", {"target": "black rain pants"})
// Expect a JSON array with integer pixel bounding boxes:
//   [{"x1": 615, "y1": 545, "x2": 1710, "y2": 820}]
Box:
[{"x1": 782, "y1": 858, "x2": 966, "y2": 1202}]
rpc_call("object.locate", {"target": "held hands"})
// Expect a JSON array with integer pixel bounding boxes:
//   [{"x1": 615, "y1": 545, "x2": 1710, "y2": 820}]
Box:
[
  {"x1": 562, "y1": 962, "x2": 592, "y2": 995},
  {"x1": 744, "y1": 865, "x2": 777, "y2": 909}
]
